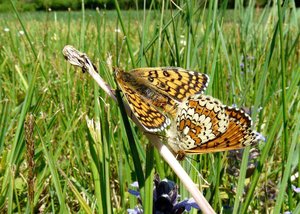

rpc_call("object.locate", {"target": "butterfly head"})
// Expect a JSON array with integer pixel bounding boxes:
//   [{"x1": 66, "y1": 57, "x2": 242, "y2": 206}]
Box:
[{"x1": 113, "y1": 67, "x2": 123, "y2": 78}]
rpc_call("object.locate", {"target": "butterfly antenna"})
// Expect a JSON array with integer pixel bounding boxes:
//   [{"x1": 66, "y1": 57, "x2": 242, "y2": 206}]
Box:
[
  {"x1": 117, "y1": 36, "x2": 126, "y2": 67},
  {"x1": 185, "y1": 157, "x2": 210, "y2": 186}
]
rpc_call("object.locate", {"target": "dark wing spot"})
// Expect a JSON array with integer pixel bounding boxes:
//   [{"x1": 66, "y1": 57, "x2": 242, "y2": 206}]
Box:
[
  {"x1": 148, "y1": 76, "x2": 154, "y2": 82},
  {"x1": 177, "y1": 74, "x2": 183, "y2": 80},
  {"x1": 159, "y1": 82, "x2": 166, "y2": 88},
  {"x1": 163, "y1": 70, "x2": 170, "y2": 77}
]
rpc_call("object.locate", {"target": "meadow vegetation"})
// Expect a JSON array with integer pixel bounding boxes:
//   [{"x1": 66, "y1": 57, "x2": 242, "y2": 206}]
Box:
[
  {"x1": 0, "y1": 0, "x2": 273, "y2": 12},
  {"x1": 0, "y1": 1, "x2": 299, "y2": 213}
]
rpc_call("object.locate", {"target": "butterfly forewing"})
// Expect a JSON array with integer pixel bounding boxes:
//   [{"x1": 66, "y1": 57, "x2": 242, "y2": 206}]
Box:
[
  {"x1": 131, "y1": 67, "x2": 209, "y2": 103},
  {"x1": 116, "y1": 67, "x2": 209, "y2": 132},
  {"x1": 117, "y1": 81, "x2": 170, "y2": 132}
]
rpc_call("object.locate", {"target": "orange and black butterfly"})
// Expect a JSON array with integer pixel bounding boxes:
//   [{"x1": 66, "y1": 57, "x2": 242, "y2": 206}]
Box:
[
  {"x1": 115, "y1": 67, "x2": 209, "y2": 132},
  {"x1": 115, "y1": 67, "x2": 262, "y2": 157}
]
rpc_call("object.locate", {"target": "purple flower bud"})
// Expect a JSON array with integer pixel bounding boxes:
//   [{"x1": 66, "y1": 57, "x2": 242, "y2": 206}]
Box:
[
  {"x1": 127, "y1": 207, "x2": 143, "y2": 214},
  {"x1": 128, "y1": 175, "x2": 200, "y2": 213},
  {"x1": 292, "y1": 185, "x2": 300, "y2": 193},
  {"x1": 128, "y1": 189, "x2": 140, "y2": 197}
]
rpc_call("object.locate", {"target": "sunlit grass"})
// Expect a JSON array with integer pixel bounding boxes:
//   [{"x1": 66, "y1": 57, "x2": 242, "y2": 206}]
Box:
[{"x1": 0, "y1": 1, "x2": 299, "y2": 213}]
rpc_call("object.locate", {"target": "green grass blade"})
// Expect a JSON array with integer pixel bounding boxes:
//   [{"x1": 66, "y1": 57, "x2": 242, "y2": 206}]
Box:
[
  {"x1": 115, "y1": 89, "x2": 145, "y2": 190},
  {"x1": 273, "y1": 105, "x2": 300, "y2": 213},
  {"x1": 80, "y1": 0, "x2": 86, "y2": 50},
  {"x1": 37, "y1": 128, "x2": 67, "y2": 212},
  {"x1": 9, "y1": 0, "x2": 37, "y2": 59},
  {"x1": 144, "y1": 145, "x2": 154, "y2": 214},
  {"x1": 242, "y1": 62, "x2": 300, "y2": 214},
  {"x1": 1, "y1": 63, "x2": 39, "y2": 197},
  {"x1": 114, "y1": 0, "x2": 135, "y2": 67}
]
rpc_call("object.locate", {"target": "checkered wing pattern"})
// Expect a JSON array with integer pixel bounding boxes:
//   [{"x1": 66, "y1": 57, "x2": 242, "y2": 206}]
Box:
[
  {"x1": 130, "y1": 67, "x2": 209, "y2": 102},
  {"x1": 186, "y1": 106, "x2": 260, "y2": 154},
  {"x1": 175, "y1": 95, "x2": 229, "y2": 148},
  {"x1": 115, "y1": 67, "x2": 209, "y2": 132},
  {"x1": 167, "y1": 94, "x2": 260, "y2": 155}
]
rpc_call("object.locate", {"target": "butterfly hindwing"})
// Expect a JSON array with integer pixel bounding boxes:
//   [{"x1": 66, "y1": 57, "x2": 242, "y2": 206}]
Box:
[
  {"x1": 185, "y1": 106, "x2": 259, "y2": 154},
  {"x1": 167, "y1": 94, "x2": 260, "y2": 156},
  {"x1": 174, "y1": 94, "x2": 229, "y2": 149},
  {"x1": 118, "y1": 82, "x2": 170, "y2": 132}
]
